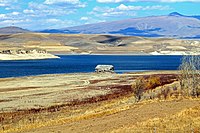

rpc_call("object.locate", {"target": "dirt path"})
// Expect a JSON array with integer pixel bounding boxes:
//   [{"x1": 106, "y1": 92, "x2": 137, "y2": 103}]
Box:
[{"x1": 26, "y1": 99, "x2": 200, "y2": 133}]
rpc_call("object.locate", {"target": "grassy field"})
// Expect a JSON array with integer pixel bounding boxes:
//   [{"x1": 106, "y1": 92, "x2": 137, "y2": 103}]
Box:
[{"x1": 0, "y1": 71, "x2": 199, "y2": 133}]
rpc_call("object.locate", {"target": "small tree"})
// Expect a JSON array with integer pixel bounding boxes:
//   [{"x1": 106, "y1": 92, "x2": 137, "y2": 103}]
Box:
[
  {"x1": 179, "y1": 55, "x2": 200, "y2": 97},
  {"x1": 131, "y1": 77, "x2": 145, "y2": 102}
]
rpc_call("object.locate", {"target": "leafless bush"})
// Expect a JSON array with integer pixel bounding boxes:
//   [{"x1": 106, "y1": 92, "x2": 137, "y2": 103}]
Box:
[
  {"x1": 131, "y1": 77, "x2": 145, "y2": 102},
  {"x1": 179, "y1": 55, "x2": 200, "y2": 97},
  {"x1": 145, "y1": 76, "x2": 161, "y2": 91},
  {"x1": 146, "y1": 76, "x2": 161, "y2": 99},
  {"x1": 161, "y1": 87, "x2": 171, "y2": 100}
]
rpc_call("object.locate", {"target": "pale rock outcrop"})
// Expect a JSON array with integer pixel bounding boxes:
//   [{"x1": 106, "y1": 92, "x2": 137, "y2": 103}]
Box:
[{"x1": 0, "y1": 48, "x2": 59, "y2": 60}]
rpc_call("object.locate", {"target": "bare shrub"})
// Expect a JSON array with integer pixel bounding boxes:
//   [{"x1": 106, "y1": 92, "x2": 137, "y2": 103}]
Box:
[
  {"x1": 145, "y1": 75, "x2": 161, "y2": 99},
  {"x1": 146, "y1": 75, "x2": 161, "y2": 91},
  {"x1": 179, "y1": 55, "x2": 200, "y2": 97},
  {"x1": 161, "y1": 87, "x2": 170, "y2": 100},
  {"x1": 131, "y1": 77, "x2": 145, "y2": 102}
]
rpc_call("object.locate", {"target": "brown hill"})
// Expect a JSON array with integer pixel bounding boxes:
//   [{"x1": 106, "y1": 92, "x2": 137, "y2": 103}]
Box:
[{"x1": 0, "y1": 33, "x2": 199, "y2": 55}]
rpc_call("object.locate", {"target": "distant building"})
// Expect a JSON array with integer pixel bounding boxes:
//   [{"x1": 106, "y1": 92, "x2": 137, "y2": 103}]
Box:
[{"x1": 95, "y1": 65, "x2": 114, "y2": 73}]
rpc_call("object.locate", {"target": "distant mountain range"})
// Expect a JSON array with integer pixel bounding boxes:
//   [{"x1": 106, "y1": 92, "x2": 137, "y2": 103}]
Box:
[
  {"x1": 0, "y1": 26, "x2": 30, "y2": 34},
  {"x1": 1, "y1": 12, "x2": 200, "y2": 38},
  {"x1": 40, "y1": 12, "x2": 200, "y2": 39}
]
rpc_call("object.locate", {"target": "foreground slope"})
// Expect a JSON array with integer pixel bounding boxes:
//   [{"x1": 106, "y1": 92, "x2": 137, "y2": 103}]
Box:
[
  {"x1": 27, "y1": 99, "x2": 200, "y2": 133},
  {"x1": 0, "y1": 71, "x2": 199, "y2": 133}
]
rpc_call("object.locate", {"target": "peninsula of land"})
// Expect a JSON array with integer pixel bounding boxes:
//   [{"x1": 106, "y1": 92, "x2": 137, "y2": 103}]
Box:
[{"x1": 0, "y1": 48, "x2": 59, "y2": 60}]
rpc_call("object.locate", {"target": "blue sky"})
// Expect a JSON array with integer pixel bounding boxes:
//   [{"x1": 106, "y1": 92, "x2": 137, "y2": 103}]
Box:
[{"x1": 0, "y1": 0, "x2": 200, "y2": 30}]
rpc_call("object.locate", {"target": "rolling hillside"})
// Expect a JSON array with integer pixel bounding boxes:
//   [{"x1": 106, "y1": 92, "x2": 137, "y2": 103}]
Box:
[{"x1": 0, "y1": 33, "x2": 200, "y2": 55}]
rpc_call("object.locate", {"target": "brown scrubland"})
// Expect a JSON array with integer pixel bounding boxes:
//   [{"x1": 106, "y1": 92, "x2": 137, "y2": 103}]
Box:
[{"x1": 0, "y1": 71, "x2": 199, "y2": 133}]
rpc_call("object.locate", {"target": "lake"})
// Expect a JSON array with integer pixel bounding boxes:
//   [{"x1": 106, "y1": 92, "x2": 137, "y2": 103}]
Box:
[{"x1": 0, "y1": 55, "x2": 183, "y2": 78}]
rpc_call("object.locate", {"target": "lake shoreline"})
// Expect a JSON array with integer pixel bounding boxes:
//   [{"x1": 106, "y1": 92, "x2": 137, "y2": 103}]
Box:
[
  {"x1": 0, "y1": 48, "x2": 60, "y2": 60},
  {"x1": 0, "y1": 70, "x2": 180, "y2": 80},
  {"x1": 0, "y1": 53, "x2": 185, "y2": 61},
  {"x1": 52, "y1": 51, "x2": 199, "y2": 56}
]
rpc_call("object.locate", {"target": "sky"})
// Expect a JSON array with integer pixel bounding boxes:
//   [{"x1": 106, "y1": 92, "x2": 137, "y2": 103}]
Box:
[{"x1": 0, "y1": 0, "x2": 200, "y2": 30}]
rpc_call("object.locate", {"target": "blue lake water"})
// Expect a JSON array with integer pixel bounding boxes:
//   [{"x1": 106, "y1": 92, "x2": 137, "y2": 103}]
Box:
[{"x1": 0, "y1": 55, "x2": 183, "y2": 78}]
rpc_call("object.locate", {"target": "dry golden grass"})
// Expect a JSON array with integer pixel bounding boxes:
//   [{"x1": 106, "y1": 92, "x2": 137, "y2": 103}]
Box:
[
  {"x1": 0, "y1": 72, "x2": 199, "y2": 133},
  {"x1": 1, "y1": 97, "x2": 199, "y2": 133},
  {"x1": 0, "y1": 95, "x2": 136, "y2": 133},
  {"x1": 19, "y1": 98, "x2": 199, "y2": 133},
  {"x1": 111, "y1": 99, "x2": 200, "y2": 133}
]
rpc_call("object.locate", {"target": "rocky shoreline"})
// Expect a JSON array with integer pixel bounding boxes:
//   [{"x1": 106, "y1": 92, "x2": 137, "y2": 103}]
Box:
[{"x1": 0, "y1": 48, "x2": 59, "y2": 60}]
